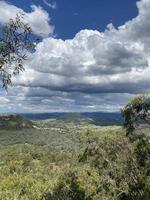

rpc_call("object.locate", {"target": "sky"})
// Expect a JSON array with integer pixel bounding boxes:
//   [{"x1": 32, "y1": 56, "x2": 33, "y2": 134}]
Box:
[{"x1": 0, "y1": 0, "x2": 149, "y2": 113}]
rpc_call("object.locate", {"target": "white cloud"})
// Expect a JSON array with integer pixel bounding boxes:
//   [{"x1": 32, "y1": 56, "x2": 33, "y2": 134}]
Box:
[
  {"x1": 43, "y1": 0, "x2": 57, "y2": 9},
  {"x1": 1, "y1": 0, "x2": 150, "y2": 112},
  {"x1": 0, "y1": 1, "x2": 54, "y2": 37},
  {"x1": 0, "y1": 96, "x2": 10, "y2": 104}
]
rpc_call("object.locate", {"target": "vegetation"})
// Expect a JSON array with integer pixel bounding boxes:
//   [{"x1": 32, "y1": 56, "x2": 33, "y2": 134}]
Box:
[
  {"x1": 0, "y1": 9, "x2": 149, "y2": 200},
  {"x1": 122, "y1": 94, "x2": 150, "y2": 140},
  {"x1": 0, "y1": 112, "x2": 149, "y2": 200},
  {"x1": 0, "y1": 15, "x2": 35, "y2": 88},
  {"x1": 0, "y1": 115, "x2": 33, "y2": 130},
  {"x1": 57, "y1": 113, "x2": 93, "y2": 125}
]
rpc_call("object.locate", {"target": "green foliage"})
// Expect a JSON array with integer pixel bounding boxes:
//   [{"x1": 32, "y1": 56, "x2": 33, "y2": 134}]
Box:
[
  {"x1": 0, "y1": 119, "x2": 149, "y2": 200},
  {"x1": 122, "y1": 94, "x2": 150, "y2": 138},
  {"x1": 79, "y1": 133, "x2": 150, "y2": 200},
  {"x1": 0, "y1": 114, "x2": 33, "y2": 130},
  {"x1": 0, "y1": 14, "x2": 35, "y2": 88},
  {"x1": 42, "y1": 171, "x2": 86, "y2": 200}
]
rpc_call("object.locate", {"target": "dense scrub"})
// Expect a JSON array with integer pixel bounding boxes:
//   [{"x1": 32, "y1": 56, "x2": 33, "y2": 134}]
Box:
[
  {"x1": 0, "y1": 124, "x2": 149, "y2": 200},
  {"x1": 0, "y1": 115, "x2": 33, "y2": 130}
]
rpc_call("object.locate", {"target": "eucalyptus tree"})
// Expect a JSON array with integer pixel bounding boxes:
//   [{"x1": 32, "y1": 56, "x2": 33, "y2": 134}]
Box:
[
  {"x1": 0, "y1": 14, "x2": 35, "y2": 89},
  {"x1": 122, "y1": 94, "x2": 150, "y2": 137}
]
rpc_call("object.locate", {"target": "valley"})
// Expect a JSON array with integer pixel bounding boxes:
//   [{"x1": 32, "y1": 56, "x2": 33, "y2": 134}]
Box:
[{"x1": 0, "y1": 114, "x2": 149, "y2": 199}]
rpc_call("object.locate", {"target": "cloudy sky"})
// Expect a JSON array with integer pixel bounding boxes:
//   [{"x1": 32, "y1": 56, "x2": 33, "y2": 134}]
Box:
[{"x1": 0, "y1": 0, "x2": 150, "y2": 113}]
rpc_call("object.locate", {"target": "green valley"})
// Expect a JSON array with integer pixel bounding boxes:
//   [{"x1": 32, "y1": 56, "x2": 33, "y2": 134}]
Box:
[{"x1": 0, "y1": 114, "x2": 149, "y2": 200}]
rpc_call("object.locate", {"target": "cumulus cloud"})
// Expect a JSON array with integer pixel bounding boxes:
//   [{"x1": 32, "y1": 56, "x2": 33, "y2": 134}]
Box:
[
  {"x1": 1, "y1": 0, "x2": 150, "y2": 112},
  {"x1": 0, "y1": 1, "x2": 54, "y2": 37}
]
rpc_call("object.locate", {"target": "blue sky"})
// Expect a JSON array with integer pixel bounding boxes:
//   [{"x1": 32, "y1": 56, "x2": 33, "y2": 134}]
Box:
[
  {"x1": 8, "y1": 0, "x2": 138, "y2": 39},
  {"x1": 0, "y1": 0, "x2": 150, "y2": 113}
]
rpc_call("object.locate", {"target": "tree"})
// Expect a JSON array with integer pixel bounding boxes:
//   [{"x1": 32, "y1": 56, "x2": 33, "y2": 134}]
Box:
[
  {"x1": 41, "y1": 171, "x2": 86, "y2": 200},
  {"x1": 121, "y1": 94, "x2": 150, "y2": 138},
  {"x1": 0, "y1": 14, "x2": 35, "y2": 89}
]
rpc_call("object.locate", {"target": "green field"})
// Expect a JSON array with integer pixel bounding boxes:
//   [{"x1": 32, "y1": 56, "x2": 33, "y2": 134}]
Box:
[{"x1": 0, "y1": 116, "x2": 149, "y2": 200}]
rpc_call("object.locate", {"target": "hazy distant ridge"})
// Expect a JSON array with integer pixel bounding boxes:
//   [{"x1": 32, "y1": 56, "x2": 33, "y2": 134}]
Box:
[{"x1": 21, "y1": 112, "x2": 123, "y2": 126}]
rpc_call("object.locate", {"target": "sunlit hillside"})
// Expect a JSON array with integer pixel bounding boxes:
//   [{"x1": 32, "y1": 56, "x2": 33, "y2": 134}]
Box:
[{"x1": 0, "y1": 115, "x2": 149, "y2": 200}]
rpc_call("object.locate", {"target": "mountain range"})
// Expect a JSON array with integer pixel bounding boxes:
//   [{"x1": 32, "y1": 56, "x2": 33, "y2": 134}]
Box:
[{"x1": 21, "y1": 112, "x2": 123, "y2": 126}]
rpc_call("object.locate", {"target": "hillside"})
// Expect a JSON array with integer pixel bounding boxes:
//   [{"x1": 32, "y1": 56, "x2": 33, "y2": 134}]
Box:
[
  {"x1": 0, "y1": 115, "x2": 149, "y2": 200},
  {"x1": 22, "y1": 112, "x2": 123, "y2": 125},
  {"x1": 58, "y1": 113, "x2": 93, "y2": 124},
  {"x1": 0, "y1": 115, "x2": 33, "y2": 130}
]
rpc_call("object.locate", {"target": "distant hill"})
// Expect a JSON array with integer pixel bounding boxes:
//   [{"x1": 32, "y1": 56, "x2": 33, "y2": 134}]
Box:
[
  {"x1": 57, "y1": 113, "x2": 93, "y2": 125},
  {"x1": 83, "y1": 112, "x2": 123, "y2": 126},
  {"x1": 22, "y1": 112, "x2": 123, "y2": 126},
  {"x1": 0, "y1": 115, "x2": 33, "y2": 130}
]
